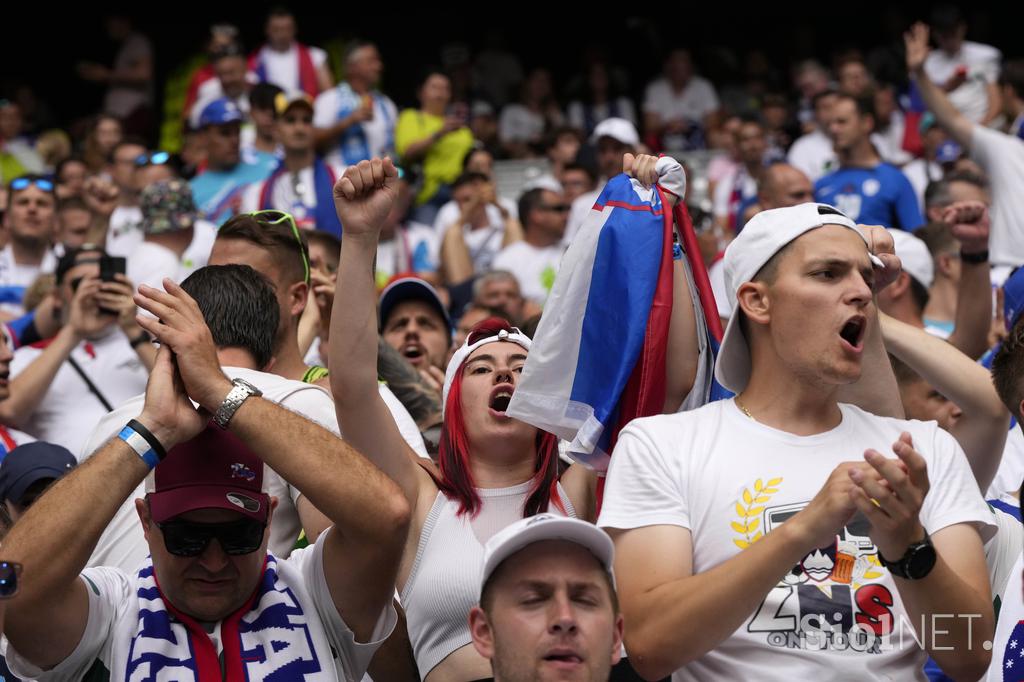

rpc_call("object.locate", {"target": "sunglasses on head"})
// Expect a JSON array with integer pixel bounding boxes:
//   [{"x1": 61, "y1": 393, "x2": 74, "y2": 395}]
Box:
[
  {"x1": 10, "y1": 177, "x2": 54, "y2": 193},
  {"x1": 135, "y1": 151, "x2": 171, "y2": 167},
  {"x1": 0, "y1": 561, "x2": 22, "y2": 599},
  {"x1": 157, "y1": 517, "x2": 266, "y2": 557},
  {"x1": 248, "y1": 210, "x2": 311, "y2": 283}
]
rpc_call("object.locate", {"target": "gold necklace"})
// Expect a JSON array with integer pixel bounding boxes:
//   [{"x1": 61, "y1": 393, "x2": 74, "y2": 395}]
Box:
[{"x1": 735, "y1": 396, "x2": 755, "y2": 421}]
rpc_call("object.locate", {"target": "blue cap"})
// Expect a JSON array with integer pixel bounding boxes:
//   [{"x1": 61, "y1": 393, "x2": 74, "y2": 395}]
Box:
[
  {"x1": 935, "y1": 140, "x2": 963, "y2": 164},
  {"x1": 0, "y1": 442, "x2": 76, "y2": 504},
  {"x1": 199, "y1": 97, "x2": 243, "y2": 128},
  {"x1": 1004, "y1": 267, "x2": 1024, "y2": 331}
]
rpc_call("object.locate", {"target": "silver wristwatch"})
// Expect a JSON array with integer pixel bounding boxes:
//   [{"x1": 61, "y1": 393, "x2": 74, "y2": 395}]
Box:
[{"x1": 213, "y1": 378, "x2": 263, "y2": 429}]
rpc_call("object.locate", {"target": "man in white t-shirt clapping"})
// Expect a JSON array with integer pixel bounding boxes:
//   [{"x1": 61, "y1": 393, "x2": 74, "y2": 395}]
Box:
[{"x1": 599, "y1": 203, "x2": 994, "y2": 681}]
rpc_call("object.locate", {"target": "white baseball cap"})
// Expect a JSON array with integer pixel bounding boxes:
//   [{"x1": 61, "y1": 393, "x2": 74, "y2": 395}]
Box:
[
  {"x1": 715, "y1": 203, "x2": 884, "y2": 394},
  {"x1": 886, "y1": 228, "x2": 934, "y2": 290},
  {"x1": 591, "y1": 117, "x2": 639, "y2": 147},
  {"x1": 443, "y1": 326, "x2": 532, "y2": 409},
  {"x1": 480, "y1": 514, "x2": 615, "y2": 595}
]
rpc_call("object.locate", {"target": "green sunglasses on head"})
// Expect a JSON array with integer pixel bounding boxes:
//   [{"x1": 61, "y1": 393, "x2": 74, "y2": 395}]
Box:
[{"x1": 247, "y1": 210, "x2": 311, "y2": 284}]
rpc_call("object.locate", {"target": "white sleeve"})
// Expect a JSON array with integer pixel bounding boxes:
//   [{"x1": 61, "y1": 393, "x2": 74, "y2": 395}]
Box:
[
  {"x1": 239, "y1": 181, "x2": 262, "y2": 214},
  {"x1": 279, "y1": 386, "x2": 341, "y2": 435},
  {"x1": 7, "y1": 569, "x2": 129, "y2": 680},
  {"x1": 969, "y1": 124, "x2": 1013, "y2": 171},
  {"x1": 309, "y1": 46, "x2": 328, "y2": 69},
  {"x1": 433, "y1": 201, "x2": 459, "y2": 232},
  {"x1": 313, "y1": 89, "x2": 338, "y2": 129},
  {"x1": 295, "y1": 528, "x2": 398, "y2": 680},
  {"x1": 378, "y1": 383, "x2": 428, "y2": 458},
  {"x1": 918, "y1": 427, "x2": 997, "y2": 541},
  {"x1": 8, "y1": 346, "x2": 41, "y2": 381},
  {"x1": 598, "y1": 420, "x2": 690, "y2": 531},
  {"x1": 984, "y1": 504, "x2": 1023, "y2": 601}
]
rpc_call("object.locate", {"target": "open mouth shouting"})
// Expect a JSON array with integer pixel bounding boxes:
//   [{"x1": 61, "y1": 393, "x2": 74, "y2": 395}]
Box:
[
  {"x1": 489, "y1": 384, "x2": 514, "y2": 419},
  {"x1": 838, "y1": 314, "x2": 866, "y2": 354},
  {"x1": 401, "y1": 342, "x2": 427, "y2": 367}
]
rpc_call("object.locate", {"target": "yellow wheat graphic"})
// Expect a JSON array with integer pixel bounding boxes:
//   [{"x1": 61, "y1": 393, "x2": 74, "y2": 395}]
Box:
[{"x1": 732, "y1": 477, "x2": 783, "y2": 550}]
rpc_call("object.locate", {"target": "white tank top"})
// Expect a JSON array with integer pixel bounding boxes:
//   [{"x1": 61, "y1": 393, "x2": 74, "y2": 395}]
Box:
[{"x1": 401, "y1": 480, "x2": 577, "y2": 679}]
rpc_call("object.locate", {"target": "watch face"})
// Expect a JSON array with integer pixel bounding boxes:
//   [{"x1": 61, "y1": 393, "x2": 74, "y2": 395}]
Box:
[{"x1": 906, "y1": 542, "x2": 937, "y2": 579}]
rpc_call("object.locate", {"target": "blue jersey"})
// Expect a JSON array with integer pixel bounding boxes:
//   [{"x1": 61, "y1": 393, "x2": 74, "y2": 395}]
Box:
[
  {"x1": 814, "y1": 164, "x2": 924, "y2": 230},
  {"x1": 190, "y1": 150, "x2": 277, "y2": 226}
]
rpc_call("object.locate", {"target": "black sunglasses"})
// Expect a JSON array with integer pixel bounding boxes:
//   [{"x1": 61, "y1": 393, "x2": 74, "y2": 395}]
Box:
[
  {"x1": 157, "y1": 517, "x2": 266, "y2": 557},
  {"x1": 0, "y1": 561, "x2": 22, "y2": 598}
]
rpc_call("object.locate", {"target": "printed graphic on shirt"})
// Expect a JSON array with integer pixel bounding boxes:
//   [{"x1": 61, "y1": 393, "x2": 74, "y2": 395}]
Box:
[
  {"x1": 832, "y1": 187, "x2": 863, "y2": 221},
  {"x1": 736, "y1": 477, "x2": 893, "y2": 655},
  {"x1": 1000, "y1": 620, "x2": 1024, "y2": 679}
]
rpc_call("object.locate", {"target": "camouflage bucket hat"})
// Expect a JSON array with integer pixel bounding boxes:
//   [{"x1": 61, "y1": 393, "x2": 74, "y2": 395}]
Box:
[{"x1": 141, "y1": 178, "x2": 197, "y2": 235}]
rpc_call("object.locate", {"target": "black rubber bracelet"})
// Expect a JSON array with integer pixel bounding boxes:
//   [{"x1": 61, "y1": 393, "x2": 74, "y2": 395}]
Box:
[
  {"x1": 129, "y1": 331, "x2": 151, "y2": 348},
  {"x1": 126, "y1": 419, "x2": 167, "y2": 461},
  {"x1": 960, "y1": 249, "x2": 989, "y2": 264}
]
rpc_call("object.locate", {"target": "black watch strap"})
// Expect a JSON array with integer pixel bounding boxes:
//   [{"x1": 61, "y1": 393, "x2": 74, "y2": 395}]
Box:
[
  {"x1": 960, "y1": 249, "x2": 989, "y2": 264},
  {"x1": 878, "y1": 531, "x2": 936, "y2": 580}
]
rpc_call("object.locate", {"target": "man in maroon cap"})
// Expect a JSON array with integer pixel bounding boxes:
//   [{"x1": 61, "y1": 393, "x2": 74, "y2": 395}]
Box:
[{"x1": 0, "y1": 277, "x2": 411, "y2": 680}]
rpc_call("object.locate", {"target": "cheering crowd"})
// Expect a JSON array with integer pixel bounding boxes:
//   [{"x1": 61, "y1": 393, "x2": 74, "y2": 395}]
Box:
[{"x1": 0, "y1": 4, "x2": 1023, "y2": 681}]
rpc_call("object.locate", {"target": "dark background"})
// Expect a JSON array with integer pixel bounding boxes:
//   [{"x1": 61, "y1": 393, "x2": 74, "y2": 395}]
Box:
[{"x1": 2, "y1": 2, "x2": 1018, "y2": 130}]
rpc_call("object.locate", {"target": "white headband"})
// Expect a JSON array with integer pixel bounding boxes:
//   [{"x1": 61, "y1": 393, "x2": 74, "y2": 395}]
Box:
[{"x1": 442, "y1": 328, "x2": 533, "y2": 410}]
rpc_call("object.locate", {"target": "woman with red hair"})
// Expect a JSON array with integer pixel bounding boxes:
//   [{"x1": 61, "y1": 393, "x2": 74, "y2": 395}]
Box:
[{"x1": 329, "y1": 155, "x2": 696, "y2": 682}]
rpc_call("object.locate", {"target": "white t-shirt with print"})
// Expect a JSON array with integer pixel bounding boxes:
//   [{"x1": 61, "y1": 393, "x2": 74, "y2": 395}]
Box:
[
  {"x1": 313, "y1": 86, "x2": 398, "y2": 169},
  {"x1": 10, "y1": 330, "x2": 148, "y2": 454},
  {"x1": 0, "y1": 245, "x2": 57, "y2": 318},
  {"x1": 433, "y1": 198, "x2": 517, "y2": 234},
  {"x1": 258, "y1": 44, "x2": 328, "y2": 93},
  {"x1": 599, "y1": 399, "x2": 994, "y2": 682},
  {"x1": 925, "y1": 42, "x2": 1002, "y2": 124},
  {"x1": 969, "y1": 126, "x2": 1024, "y2": 267},
  {"x1": 83, "y1": 367, "x2": 427, "y2": 571},
  {"x1": 491, "y1": 241, "x2": 564, "y2": 306},
  {"x1": 7, "y1": 530, "x2": 396, "y2": 682},
  {"x1": 375, "y1": 222, "x2": 440, "y2": 282}
]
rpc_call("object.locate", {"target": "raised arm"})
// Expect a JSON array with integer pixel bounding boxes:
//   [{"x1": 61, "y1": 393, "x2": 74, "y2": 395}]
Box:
[
  {"x1": 881, "y1": 312, "x2": 1009, "y2": 492},
  {"x1": 329, "y1": 159, "x2": 436, "y2": 505},
  {"x1": 944, "y1": 201, "x2": 994, "y2": 360},
  {"x1": 905, "y1": 23, "x2": 975, "y2": 150},
  {"x1": 2, "y1": 345, "x2": 205, "y2": 668},
  {"x1": 135, "y1": 279, "x2": 411, "y2": 642}
]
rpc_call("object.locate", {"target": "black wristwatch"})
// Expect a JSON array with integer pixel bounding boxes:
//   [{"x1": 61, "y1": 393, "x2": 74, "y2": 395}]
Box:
[{"x1": 877, "y1": 531, "x2": 937, "y2": 580}]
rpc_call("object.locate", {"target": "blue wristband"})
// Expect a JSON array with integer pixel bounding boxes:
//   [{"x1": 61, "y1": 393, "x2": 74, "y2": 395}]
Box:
[{"x1": 118, "y1": 425, "x2": 161, "y2": 470}]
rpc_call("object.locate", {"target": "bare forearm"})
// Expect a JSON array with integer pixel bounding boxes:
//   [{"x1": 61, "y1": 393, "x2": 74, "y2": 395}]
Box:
[
  {"x1": 664, "y1": 259, "x2": 698, "y2": 413},
  {"x1": 910, "y1": 68, "x2": 973, "y2": 148},
  {"x1": 401, "y1": 135, "x2": 437, "y2": 162},
  {"x1": 440, "y1": 224, "x2": 474, "y2": 284},
  {"x1": 2, "y1": 326, "x2": 78, "y2": 426},
  {"x1": 895, "y1": 558, "x2": 993, "y2": 680},
  {"x1": 948, "y1": 261, "x2": 993, "y2": 359},
  {"x1": 622, "y1": 524, "x2": 810, "y2": 679}
]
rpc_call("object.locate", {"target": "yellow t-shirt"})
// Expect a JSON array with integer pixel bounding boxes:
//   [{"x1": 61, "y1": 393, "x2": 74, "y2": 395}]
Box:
[{"x1": 395, "y1": 109, "x2": 474, "y2": 205}]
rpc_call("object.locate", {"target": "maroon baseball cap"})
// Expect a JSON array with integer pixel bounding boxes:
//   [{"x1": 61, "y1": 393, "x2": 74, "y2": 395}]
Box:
[{"x1": 146, "y1": 427, "x2": 270, "y2": 524}]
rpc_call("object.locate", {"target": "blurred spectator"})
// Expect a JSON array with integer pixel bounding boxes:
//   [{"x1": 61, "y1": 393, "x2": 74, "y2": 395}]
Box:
[
  {"x1": 81, "y1": 114, "x2": 123, "y2": 175},
  {"x1": 567, "y1": 62, "x2": 637, "y2": 136},
  {"x1": 0, "y1": 101, "x2": 44, "y2": 180},
  {"x1": 492, "y1": 188, "x2": 569, "y2": 307},
  {"x1": 872, "y1": 82, "x2": 913, "y2": 165},
  {"x1": 836, "y1": 54, "x2": 874, "y2": 97},
  {"x1": 0, "y1": 176, "x2": 58, "y2": 319},
  {"x1": 565, "y1": 117, "x2": 638, "y2": 244},
  {"x1": 1004, "y1": 60, "x2": 1024, "y2": 139},
  {"x1": 923, "y1": 4, "x2": 1002, "y2": 126},
  {"x1": 189, "y1": 44, "x2": 253, "y2": 130},
  {"x1": 903, "y1": 113, "x2": 958, "y2": 210},
  {"x1": 127, "y1": 179, "x2": 207, "y2": 292},
  {"x1": 451, "y1": 302, "x2": 508, "y2": 352},
  {"x1": 712, "y1": 118, "x2": 768, "y2": 235},
  {"x1": 34, "y1": 130, "x2": 71, "y2": 174},
  {"x1": 915, "y1": 221, "x2": 961, "y2": 338},
  {"x1": 791, "y1": 59, "x2": 832, "y2": 133},
  {"x1": 643, "y1": 48, "x2": 720, "y2": 152},
  {"x1": 241, "y1": 93, "x2": 344, "y2": 237},
  {"x1": 705, "y1": 114, "x2": 742, "y2": 186},
  {"x1": 395, "y1": 69, "x2": 474, "y2": 225},
  {"x1": 877, "y1": 228, "x2": 936, "y2": 330},
  {"x1": 245, "y1": 82, "x2": 283, "y2": 157},
  {"x1": 759, "y1": 93, "x2": 795, "y2": 159},
  {"x1": 54, "y1": 157, "x2": 88, "y2": 200},
  {"x1": 55, "y1": 197, "x2": 93, "y2": 253},
  {"x1": 75, "y1": 15, "x2": 154, "y2": 135},
  {"x1": 379, "y1": 277, "x2": 451, "y2": 376},
  {"x1": 559, "y1": 162, "x2": 597, "y2": 204},
  {"x1": 102, "y1": 137, "x2": 148, "y2": 257},
  {"x1": 181, "y1": 24, "x2": 241, "y2": 134},
  {"x1": 313, "y1": 42, "x2": 397, "y2": 168},
  {"x1": 499, "y1": 68, "x2": 564, "y2": 159},
  {"x1": 0, "y1": 443, "x2": 76, "y2": 524},
  {"x1": 438, "y1": 172, "x2": 522, "y2": 283},
  {"x1": 472, "y1": 269, "x2": 526, "y2": 324},
  {"x1": 469, "y1": 101, "x2": 502, "y2": 158},
  {"x1": 5, "y1": 246, "x2": 150, "y2": 454},
  {"x1": 814, "y1": 93, "x2": 923, "y2": 229},
  {"x1": 432, "y1": 148, "x2": 517, "y2": 235},
  {"x1": 248, "y1": 8, "x2": 333, "y2": 97},
  {"x1": 189, "y1": 98, "x2": 277, "y2": 225},
  {"x1": 787, "y1": 89, "x2": 840, "y2": 182},
  {"x1": 545, "y1": 127, "x2": 582, "y2": 178}
]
